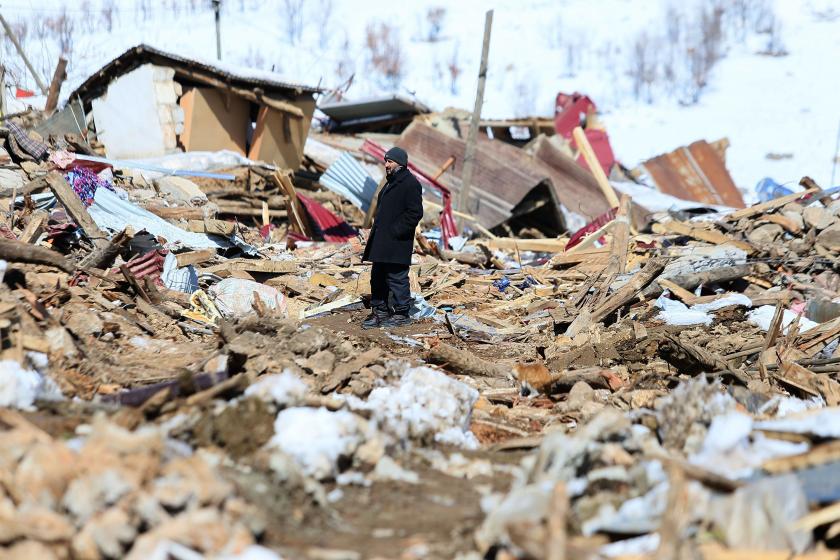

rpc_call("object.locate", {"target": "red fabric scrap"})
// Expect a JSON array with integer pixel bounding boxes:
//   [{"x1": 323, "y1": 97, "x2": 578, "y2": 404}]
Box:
[
  {"x1": 15, "y1": 87, "x2": 35, "y2": 98},
  {"x1": 297, "y1": 193, "x2": 357, "y2": 242},
  {"x1": 565, "y1": 207, "x2": 617, "y2": 251}
]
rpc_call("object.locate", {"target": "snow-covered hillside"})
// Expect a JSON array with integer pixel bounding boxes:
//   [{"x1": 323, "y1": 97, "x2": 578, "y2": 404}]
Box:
[{"x1": 1, "y1": 0, "x2": 839, "y2": 197}]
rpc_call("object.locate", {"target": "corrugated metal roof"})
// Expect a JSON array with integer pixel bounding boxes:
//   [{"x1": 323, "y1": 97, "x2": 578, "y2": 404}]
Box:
[
  {"x1": 70, "y1": 44, "x2": 321, "y2": 103},
  {"x1": 319, "y1": 152, "x2": 379, "y2": 213},
  {"x1": 319, "y1": 95, "x2": 431, "y2": 122},
  {"x1": 642, "y1": 140, "x2": 745, "y2": 208}
]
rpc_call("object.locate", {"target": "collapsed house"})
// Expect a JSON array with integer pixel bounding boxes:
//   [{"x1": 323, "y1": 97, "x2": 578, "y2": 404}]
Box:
[{"x1": 52, "y1": 45, "x2": 321, "y2": 169}]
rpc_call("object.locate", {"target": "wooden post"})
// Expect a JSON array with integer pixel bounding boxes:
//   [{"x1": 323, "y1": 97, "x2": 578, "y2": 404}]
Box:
[
  {"x1": 572, "y1": 126, "x2": 620, "y2": 209},
  {"x1": 44, "y1": 57, "x2": 68, "y2": 115},
  {"x1": 457, "y1": 9, "x2": 493, "y2": 225},
  {"x1": 0, "y1": 13, "x2": 48, "y2": 94}
]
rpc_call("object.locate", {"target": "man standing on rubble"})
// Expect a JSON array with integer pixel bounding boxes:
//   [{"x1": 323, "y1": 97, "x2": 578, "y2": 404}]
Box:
[{"x1": 361, "y1": 147, "x2": 423, "y2": 329}]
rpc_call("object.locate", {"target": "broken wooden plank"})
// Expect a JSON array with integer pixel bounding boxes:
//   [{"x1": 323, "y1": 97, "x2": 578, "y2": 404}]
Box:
[
  {"x1": 175, "y1": 249, "x2": 217, "y2": 268},
  {"x1": 200, "y1": 258, "x2": 298, "y2": 275},
  {"x1": 652, "y1": 219, "x2": 753, "y2": 253},
  {"x1": 45, "y1": 171, "x2": 110, "y2": 250},
  {"x1": 186, "y1": 219, "x2": 236, "y2": 236},
  {"x1": 572, "y1": 125, "x2": 620, "y2": 208},
  {"x1": 421, "y1": 273, "x2": 467, "y2": 298},
  {"x1": 550, "y1": 248, "x2": 611, "y2": 268},
  {"x1": 484, "y1": 237, "x2": 568, "y2": 253},
  {"x1": 723, "y1": 186, "x2": 819, "y2": 222},
  {"x1": 78, "y1": 229, "x2": 132, "y2": 270},
  {"x1": 145, "y1": 205, "x2": 205, "y2": 220},
  {"x1": 17, "y1": 210, "x2": 48, "y2": 244},
  {"x1": 300, "y1": 295, "x2": 362, "y2": 319},
  {"x1": 0, "y1": 237, "x2": 75, "y2": 273},
  {"x1": 567, "y1": 257, "x2": 667, "y2": 336}
]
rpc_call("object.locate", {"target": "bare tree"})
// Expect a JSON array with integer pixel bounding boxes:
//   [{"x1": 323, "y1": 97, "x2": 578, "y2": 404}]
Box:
[
  {"x1": 426, "y1": 7, "x2": 446, "y2": 42},
  {"x1": 364, "y1": 22, "x2": 404, "y2": 89},
  {"x1": 447, "y1": 43, "x2": 461, "y2": 95},
  {"x1": 101, "y1": 0, "x2": 117, "y2": 33},
  {"x1": 314, "y1": 0, "x2": 335, "y2": 49},
  {"x1": 282, "y1": 0, "x2": 306, "y2": 43}
]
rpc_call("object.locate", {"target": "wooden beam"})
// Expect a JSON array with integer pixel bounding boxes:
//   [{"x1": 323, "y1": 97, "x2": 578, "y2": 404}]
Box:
[
  {"x1": 199, "y1": 258, "x2": 297, "y2": 275},
  {"x1": 44, "y1": 56, "x2": 68, "y2": 115},
  {"x1": 45, "y1": 172, "x2": 110, "y2": 250},
  {"x1": 572, "y1": 126, "x2": 620, "y2": 208},
  {"x1": 175, "y1": 249, "x2": 217, "y2": 268},
  {"x1": 724, "y1": 186, "x2": 819, "y2": 222},
  {"x1": 652, "y1": 219, "x2": 753, "y2": 253},
  {"x1": 18, "y1": 211, "x2": 48, "y2": 244},
  {"x1": 484, "y1": 237, "x2": 567, "y2": 252}
]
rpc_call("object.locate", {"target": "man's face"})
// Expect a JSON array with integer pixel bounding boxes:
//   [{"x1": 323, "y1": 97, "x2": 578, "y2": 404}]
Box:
[{"x1": 384, "y1": 158, "x2": 399, "y2": 175}]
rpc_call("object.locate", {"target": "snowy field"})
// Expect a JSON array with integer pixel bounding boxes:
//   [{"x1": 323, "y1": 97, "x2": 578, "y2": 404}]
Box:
[{"x1": 1, "y1": 0, "x2": 839, "y2": 198}]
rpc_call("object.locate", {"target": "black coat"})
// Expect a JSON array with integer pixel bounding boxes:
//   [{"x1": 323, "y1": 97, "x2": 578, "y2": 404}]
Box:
[{"x1": 362, "y1": 167, "x2": 423, "y2": 265}]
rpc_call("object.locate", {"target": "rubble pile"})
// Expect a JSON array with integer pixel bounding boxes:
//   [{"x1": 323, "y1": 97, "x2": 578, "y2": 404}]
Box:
[{"x1": 3, "y1": 51, "x2": 840, "y2": 558}]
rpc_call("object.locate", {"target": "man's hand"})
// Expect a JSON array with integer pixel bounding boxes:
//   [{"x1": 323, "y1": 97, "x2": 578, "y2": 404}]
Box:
[{"x1": 358, "y1": 228, "x2": 370, "y2": 244}]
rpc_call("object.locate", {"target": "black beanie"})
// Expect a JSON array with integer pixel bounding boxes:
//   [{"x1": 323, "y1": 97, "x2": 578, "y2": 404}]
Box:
[{"x1": 384, "y1": 146, "x2": 408, "y2": 167}]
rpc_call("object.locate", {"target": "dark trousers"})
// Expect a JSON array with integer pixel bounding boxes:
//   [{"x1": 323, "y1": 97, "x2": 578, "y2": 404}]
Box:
[{"x1": 370, "y1": 262, "x2": 411, "y2": 314}]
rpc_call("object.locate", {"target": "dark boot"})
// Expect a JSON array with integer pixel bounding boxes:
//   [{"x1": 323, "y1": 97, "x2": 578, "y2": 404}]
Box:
[
  {"x1": 362, "y1": 307, "x2": 390, "y2": 329},
  {"x1": 381, "y1": 311, "x2": 413, "y2": 328}
]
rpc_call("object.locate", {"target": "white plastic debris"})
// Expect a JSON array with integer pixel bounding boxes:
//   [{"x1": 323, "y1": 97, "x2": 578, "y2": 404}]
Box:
[
  {"x1": 209, "y1": 278, "x2": 287, "y2": 319},
  {"x1": 656, "y1": 293, "x2": 751, "y2": 326},
  {"x1": 688, "y1": 411, "x2": 808, "y2": 479},
  {"x1": 747, "y1": 305, "x2": 818, "y2": 334},
  {"x1": 0, "y1": 359, "x2": 62, "y2": 409},
  {"x1": 244, "y1": 370, "x2": 308, "y2": 408},
  {"x1": 756, "y1": 407, "x2": 840, "y2": 438},
  {"x1": 358, "y1": 366, "x2": 480, "y2": 449},
  {"x1": 268, "y1": 407, "x2": 368, "y2": 480},
  {"x1": 161, "y1": 252, "x2": 199, "y2": 294}
]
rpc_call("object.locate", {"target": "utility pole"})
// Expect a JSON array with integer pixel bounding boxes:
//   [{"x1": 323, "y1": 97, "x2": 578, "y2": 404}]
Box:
[
  {"x1": 0, "y1": 11, "x2": 48, "y2": 94},
  {"x1": 212, "y1": 0, "x2": 222, "y2": 60},
  {"x1": 0, "y1": 65, "x2": 6, "y2": 117},
  {"x1": 457, "y1": 9, "x2": 493, "y2": 227}
]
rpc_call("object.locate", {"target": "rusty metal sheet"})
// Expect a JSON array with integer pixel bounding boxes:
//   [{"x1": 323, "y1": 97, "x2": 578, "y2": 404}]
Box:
[{"x1": 642, "y1": 140, "x2": 745, "y2": 208}]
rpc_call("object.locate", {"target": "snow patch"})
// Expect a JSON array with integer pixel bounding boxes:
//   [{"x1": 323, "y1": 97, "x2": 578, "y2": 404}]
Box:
[
  {"x1": 0, "y1": 360, "x2": 62, "y2": 410},
  {"x1": 244, "y1": 370, "x2": 308, "y2": 408},
  {"x1": 268, "y1": 407, "x2": 368, "y2": 480},
  {"x1": 357, "y1": 366, "x2": 480, "y2": 449}
]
